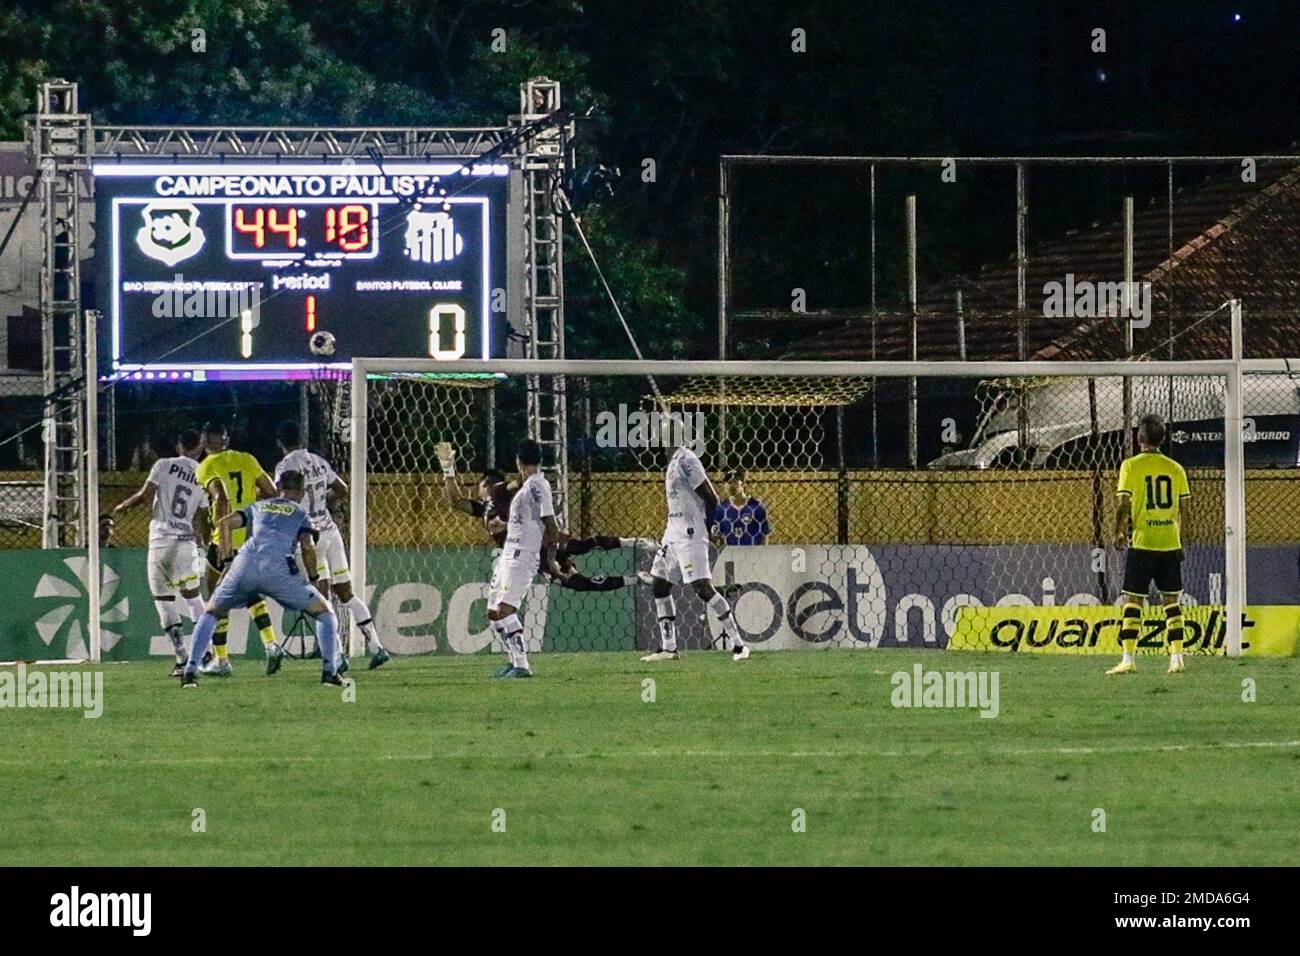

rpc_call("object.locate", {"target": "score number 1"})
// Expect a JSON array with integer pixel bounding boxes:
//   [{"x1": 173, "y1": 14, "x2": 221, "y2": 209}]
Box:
[{"x1": 428, "y1": 304, "x2": 467, "y2": 360}]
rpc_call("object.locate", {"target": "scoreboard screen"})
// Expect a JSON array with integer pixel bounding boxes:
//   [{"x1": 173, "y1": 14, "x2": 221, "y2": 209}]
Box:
[{"x1": 92, "y1": 161, "x2": 509, "y2": 380}]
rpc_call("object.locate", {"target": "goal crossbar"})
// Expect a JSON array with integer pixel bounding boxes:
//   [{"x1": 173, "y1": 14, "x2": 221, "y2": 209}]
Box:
[{"x1": 352, "y1": 358, "x2": 1239, "y2": 379}]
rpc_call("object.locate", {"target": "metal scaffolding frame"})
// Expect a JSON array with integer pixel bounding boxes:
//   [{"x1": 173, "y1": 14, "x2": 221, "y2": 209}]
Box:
[
  {"x1": 94, "y1": 125, "x2": 514, "y2": 158},
  {"x1": 29, "y1": 79, "x2": 93, "y2": 548},
  {"x1": 515, "y1": 78, "x2": 574, "y2": 525}
]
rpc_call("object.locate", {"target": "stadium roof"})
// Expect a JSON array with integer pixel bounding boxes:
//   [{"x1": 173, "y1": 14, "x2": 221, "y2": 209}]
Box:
[{"x1": 782, "y1": 164, "x2": 1300, "y2": 364}]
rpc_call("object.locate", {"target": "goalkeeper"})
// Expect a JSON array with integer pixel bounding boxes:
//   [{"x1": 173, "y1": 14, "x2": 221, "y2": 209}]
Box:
[{"x1": 437, "y1": 442, "x2": 652, "y2": 593}]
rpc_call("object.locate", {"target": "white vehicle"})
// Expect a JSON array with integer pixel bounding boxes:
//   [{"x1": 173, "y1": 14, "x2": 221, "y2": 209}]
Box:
[{"x1": 929, "y1": 374, "x2": 1300, "y2": 469}]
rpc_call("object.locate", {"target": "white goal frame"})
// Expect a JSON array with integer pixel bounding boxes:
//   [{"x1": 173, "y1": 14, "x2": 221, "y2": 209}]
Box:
[{"x1": 349, "y1": 345, "x2": 1249, "y2": 658}]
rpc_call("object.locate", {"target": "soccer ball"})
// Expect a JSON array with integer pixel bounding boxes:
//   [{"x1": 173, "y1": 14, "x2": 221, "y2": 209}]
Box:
[{"x1": 309, "y1": 330, "x2": 336, "y2": 357}]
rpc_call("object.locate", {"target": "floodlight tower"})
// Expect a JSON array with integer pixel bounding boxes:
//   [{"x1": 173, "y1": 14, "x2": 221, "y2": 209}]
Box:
[{"x1": 514, "y1": 77, "x2": 574, "y2": 524}]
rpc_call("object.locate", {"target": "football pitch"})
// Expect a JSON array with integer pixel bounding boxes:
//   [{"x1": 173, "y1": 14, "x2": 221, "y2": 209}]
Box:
[{"x1": 2, "y1": 651, "x2": 1297, "y2": 866}]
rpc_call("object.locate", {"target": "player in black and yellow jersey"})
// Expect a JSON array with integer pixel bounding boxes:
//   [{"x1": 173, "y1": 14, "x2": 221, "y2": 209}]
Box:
[
  {"x1": 1107, "y1": 413, "x2": 1191, "y2": 675},
  {"x1": 196, "y1": 421, "x2": 280, "y2": 675}
]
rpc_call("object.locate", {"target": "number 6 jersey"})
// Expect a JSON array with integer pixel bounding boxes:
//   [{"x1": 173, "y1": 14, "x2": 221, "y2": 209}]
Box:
[{"x1": 147, "y1": 454, "x2": 209, "y2": 543}]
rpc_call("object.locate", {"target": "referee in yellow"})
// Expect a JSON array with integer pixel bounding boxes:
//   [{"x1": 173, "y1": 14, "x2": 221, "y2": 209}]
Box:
[{"x1": 1108, "y1": 413, "x2": 1191, "y2": 675}]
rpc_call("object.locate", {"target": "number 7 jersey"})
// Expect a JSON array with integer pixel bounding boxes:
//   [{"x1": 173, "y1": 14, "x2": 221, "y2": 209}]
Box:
[
  {"x1": 196, "y1": 449, "x2": 267, "y2": 548},
  {"x1": 1116, "y1": 451, "x2": 1190, "y2": 551}
]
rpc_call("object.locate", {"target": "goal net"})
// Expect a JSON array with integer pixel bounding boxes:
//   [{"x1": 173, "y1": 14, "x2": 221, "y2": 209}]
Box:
[{"x1": 347, "y1": 358, "x2": 1247, "y2": 659}]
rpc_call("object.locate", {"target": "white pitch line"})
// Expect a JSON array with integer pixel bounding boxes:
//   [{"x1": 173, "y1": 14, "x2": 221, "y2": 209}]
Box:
[{"x1": 0, "y1": 739, "x2": 1296, "y2": 769}]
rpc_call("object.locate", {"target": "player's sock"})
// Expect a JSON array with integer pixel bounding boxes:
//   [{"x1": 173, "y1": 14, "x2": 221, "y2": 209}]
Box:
[
  {"x1": 707, "y1": 592, "x2": 744, "y2": 649},
  {"x1": 1165, "y1": 603, "x2": 1184, "y2": 655},
  {"x1": 1119, "y1": 600, "x2": 1141, "y2": 662},
  {"x1": 655, "y1": 597, "x2": 677, "y2": 653},
  {"x1": 315, "y1": 609, "x2": 340, "y2": 673},
  {"x1": 213, "y1": 610, "x2": 230, "y2": 662},
  {"x1": 593, "y1": 535, "x2": 622, "y2": 550},
  {"x1": 165, "y1": 622, "x2": 185, "y2": 657},
  {"x1": 251, "y1": 600, "x2": 277, "y2": 647},
  {"x1": 561, "y1": 537, "x2": 596, "y2": 556},
  {"x1": 501, "y1": 613, "x2": 528, "y2": 671},
  {"x1": 186, "y1": 614, "x2": 219, "y2": 670},
  {"x1": 345, "y1": 596, "x2": 383, "y2": 651},
  {"x1": 157, "y1": 599, "x2": 184, "y2": 659},
  {"x1": 184, "y1": 595, "x2": 206, "y2": 623}
]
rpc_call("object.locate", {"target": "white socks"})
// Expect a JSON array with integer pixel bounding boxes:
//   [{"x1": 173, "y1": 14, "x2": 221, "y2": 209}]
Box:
[
  {"x1": 500, "y1": 614, "x2": 529, "y2": 672},
  {"x1": 345, "y1": 595, "x2": 383, "y2": 650},
  {"x1": 655, "y1": 597, "x2": 678, "y2": 652},
  {"x1": 707, "y1": 592, "x2": 743, "y2": 650}
]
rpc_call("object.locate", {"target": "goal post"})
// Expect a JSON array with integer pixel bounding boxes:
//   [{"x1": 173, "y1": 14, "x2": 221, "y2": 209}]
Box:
[{"x1": 348, "y1": 356, "x2": 1250, "y2": 659}]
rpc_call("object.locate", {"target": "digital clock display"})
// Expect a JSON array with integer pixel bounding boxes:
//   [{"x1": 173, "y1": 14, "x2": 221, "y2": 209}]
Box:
[
  {"x1": 227, "y1": 203, "x2": 378, "y2": 259},
  {"x1": 92, "y1": 161, "x2": 511, "y2": 379}
]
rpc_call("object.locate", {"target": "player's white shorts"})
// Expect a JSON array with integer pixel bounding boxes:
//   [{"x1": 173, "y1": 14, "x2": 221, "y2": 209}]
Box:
[
  {"x1": 310, "y1": 525, "x2": 351, "y2": 584},
  {"x1": 147, "y1": 538, "x2": 203, "y2": 594},
  {"x1": 488, "y1": 553, "x2": 539, "y2": 611},
  {"x1": 650, "y1": 538, "x2": 713, "y2": 585}
]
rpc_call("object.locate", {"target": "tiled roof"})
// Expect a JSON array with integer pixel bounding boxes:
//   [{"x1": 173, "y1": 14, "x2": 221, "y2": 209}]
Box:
[{"x1": 783, "y1": 164, "x2": 1300, "y2": 362}]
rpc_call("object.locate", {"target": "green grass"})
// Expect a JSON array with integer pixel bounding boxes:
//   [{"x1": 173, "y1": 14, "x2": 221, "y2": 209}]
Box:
[{"x1": 1, "y1": 650, "x2": 1297, "y2": 865}]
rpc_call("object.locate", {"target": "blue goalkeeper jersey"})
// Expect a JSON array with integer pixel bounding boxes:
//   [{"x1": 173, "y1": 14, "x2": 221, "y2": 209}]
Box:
[{"x1": 237, "y1": 498, "x2": 313, "y2": 562}]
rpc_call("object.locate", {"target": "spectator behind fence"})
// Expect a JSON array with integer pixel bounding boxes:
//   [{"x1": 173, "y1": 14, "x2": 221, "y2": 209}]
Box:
[{"x1": 712, "y1": 468, "x2": 771, "y2": 545}]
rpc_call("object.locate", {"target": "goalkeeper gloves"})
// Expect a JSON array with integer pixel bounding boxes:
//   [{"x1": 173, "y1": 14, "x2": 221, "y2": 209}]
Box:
[{"x1": 436, "y1": 441, "x2": 457, "y2": 477}]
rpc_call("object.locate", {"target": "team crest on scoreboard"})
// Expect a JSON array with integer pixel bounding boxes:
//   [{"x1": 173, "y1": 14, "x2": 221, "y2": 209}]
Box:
[
  {"x1": 404, "y1": 209, "x2": 463, "y2": 264},
  {"x1": 135, "y1": 201, "x2": 206, "y2": 266}
]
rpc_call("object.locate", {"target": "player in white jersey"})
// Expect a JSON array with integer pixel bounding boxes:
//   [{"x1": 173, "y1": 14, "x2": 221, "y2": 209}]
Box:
[
  {"x1": 274, "y1": 421, "x2": 390, "y2": 671},
  {"x1": 113, "y1": 430, "x2": 210, "y2": 674},
  {"x1": 642, "y1": 424, "x2": 750, "y2": 662},
  {"x1": 485, "y1": 439, "x2": 562, "y2": 678}
]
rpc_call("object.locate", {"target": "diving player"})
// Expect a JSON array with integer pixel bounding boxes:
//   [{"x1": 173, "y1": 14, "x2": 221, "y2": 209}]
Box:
[
  {"x1": 113, "y1": 430, "x2": 210, "y2": 675},
  {"x1": 195, "y1": 422, "x2": 280, "y2": 674},
  {"x1": 438, "y1": 442, "x2": 651, "y2": 593},
  {"x1": 275, "y1": 420, "x2": 390, "y2": 671},
  {"x1": 181, "y1": 470, "x2": 343, "y2": 688},
  {"x1": 1107, "y1": 413, "x2": 1192, "y2": 675}
]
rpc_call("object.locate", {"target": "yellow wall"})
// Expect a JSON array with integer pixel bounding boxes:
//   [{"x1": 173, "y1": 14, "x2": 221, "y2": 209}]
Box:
[{"x1": 10, "y1": 467, "x2": 1289, "y2": 550}]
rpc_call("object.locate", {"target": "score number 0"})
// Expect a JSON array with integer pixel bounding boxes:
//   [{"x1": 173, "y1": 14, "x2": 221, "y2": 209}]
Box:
[{"x1": 428, "y1": 304, "x2": 467, "y2": 360}]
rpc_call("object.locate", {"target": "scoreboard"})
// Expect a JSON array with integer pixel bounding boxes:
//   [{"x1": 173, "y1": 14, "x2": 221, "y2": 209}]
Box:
[{"x1": 92, "y1": 161, "x2": 510, "y2": 380}]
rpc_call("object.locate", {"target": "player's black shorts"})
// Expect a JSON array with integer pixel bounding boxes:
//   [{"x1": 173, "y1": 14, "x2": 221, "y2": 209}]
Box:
[{"x1": 1122, "y1": 547, "x2": 1184, "y2": 596}]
